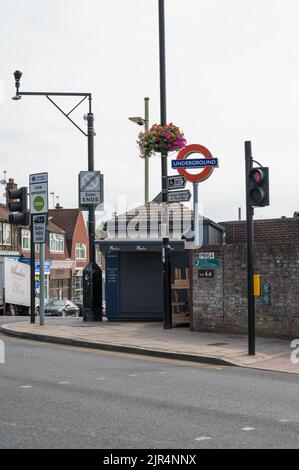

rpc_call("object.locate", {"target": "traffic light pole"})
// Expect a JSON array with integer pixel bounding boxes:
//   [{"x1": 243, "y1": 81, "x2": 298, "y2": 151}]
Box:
[
  {"x1": 159, "y1": 0, "x2": 172, "y2": 329},
  {"x1": 30, "y1": 216, "x2": 35, "y2": 324},
  {"x1": 245, "y1": 141, "x2": 255, "y2": 356}
]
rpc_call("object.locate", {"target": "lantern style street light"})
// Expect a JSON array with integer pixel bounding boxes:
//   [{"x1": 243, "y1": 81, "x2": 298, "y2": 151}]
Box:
[{"x1": 12, "y1": 70, "x2": 102, "y2": 323}]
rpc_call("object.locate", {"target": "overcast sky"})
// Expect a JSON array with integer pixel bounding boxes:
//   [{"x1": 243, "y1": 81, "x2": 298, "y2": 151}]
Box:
[{"x1": 1, "y1": 0, "x2": 299, "y2": 223}]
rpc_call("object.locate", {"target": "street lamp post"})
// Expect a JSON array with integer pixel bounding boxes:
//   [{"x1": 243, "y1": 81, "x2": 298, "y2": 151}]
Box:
[
  {"x1": 129, "y1": 97, "x2": 150, "y2": 204},
  {"x1": 12, "y1": 70, "x2": 102, "y2": 323},
  {"x1": 159, "y1": 0, "x2": 172, "y2": 329}
]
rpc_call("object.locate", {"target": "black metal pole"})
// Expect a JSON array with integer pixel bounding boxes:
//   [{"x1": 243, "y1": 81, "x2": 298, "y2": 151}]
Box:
[
  {"x1": 159, "y1": 0, "x2": 172, "y2": 329},
  {"x1": 245, "y1": 141, "x2": 255, "y2": 355},
  {"x1": 12, "y1": 74, "x2": 102, "y2": 323},
  {"x1": 83, "y1": 97, "x2": 102, "y2": 322},
  {"x1": 87, "y1": 105, "x2": 96, "y2": 265},
  {"x1": 30, "y1": 215, "x2": 35, "y2": 324}
]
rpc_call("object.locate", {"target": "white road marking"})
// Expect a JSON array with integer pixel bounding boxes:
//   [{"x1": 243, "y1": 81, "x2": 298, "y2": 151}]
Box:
[
  {"x1": 129, "y1": 374, "x2": 138, "y2": 377},
  {"x1": 21, "y1": 386, "x2": 32, "y2": 389},
  {"x1": 58, "y1": 381, "x2": 70, "y2": 385},
  {"x1": 195, "y1": 436, "x2": 211, "y2": 442},
  {"x1": 241, "y1": 427, "x2": 256, "y2": 432},
  {"x1": 279, "y1": 419, "x2": 290, "y2": 423},
  {"x1": 96, "y1": 377, "x2": 107, "y2": 381}
]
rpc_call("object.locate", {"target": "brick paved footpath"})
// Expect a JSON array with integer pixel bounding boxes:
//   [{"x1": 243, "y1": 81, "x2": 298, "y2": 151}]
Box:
[{"x1": 1, "y1": 319, "x2": 299, "y2": 374}]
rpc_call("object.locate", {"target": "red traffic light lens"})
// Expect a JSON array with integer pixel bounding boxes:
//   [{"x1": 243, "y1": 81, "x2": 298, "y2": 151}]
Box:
[
  {"x1": 253, "y1": 171, "x2": 261, "y2": 183},
  {"x1": 250, "y1": 168, "x2": 265, "y2": 185}
]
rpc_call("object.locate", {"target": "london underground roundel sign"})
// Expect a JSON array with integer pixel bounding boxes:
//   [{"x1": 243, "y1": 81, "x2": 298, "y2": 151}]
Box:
[{"x1": 175, "y1": 144, "x2": 216, "y2": 183}]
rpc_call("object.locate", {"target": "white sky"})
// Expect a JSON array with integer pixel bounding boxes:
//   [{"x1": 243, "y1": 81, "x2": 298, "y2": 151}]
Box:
[{"x1": 1, "y1": 0, "x2": 299, "y2": 223}]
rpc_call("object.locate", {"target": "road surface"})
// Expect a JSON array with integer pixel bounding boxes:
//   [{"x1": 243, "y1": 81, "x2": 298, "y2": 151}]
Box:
[{"x1": 0, "y1": 317, "x2": 298, "y2": 449}]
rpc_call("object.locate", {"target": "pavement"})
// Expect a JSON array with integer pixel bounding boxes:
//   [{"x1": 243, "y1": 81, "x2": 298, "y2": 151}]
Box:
[
  {"x1": 1, "y1": 324, "x2": 299, "y2": 449},
  {"x1": 1, "y1": 317, "x2": 299, "y2": 374}
]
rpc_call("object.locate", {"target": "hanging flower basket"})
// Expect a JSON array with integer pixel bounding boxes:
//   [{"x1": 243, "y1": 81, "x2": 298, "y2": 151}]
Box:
[{"x1": 137, "y1": 123, "x2": 187, "y2": 158}]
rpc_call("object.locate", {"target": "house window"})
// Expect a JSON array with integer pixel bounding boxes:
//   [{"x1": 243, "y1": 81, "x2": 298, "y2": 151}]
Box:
[
  {"x1": 50, "y1": 233, "x2": 65, "y2": 253},
  {"x1": 21, "y1": 229, "x2": 30, "y2": 251},
  {"x1": 72, "y1": 276, "x2": 83, "y2": 302},
  {"x1": 75, "y1": 243, "x2": 86, "y2": 260},
  {"x1": 2, "y1": 223, "x2": 11, "y2": 245}
]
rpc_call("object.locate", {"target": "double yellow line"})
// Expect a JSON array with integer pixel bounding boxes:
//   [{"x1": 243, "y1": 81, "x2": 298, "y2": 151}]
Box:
[{"x1": 4, "y1": 335, "x2": 224, "y2": 370}]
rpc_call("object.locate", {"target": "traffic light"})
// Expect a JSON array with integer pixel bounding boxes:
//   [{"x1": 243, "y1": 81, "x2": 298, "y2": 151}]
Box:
[
  {"x1": 8, "y1": 187, "x2": 29, "y2": 225},
  {"x1": 248, "y1": 167, "x2": 269, "y2": 207}
]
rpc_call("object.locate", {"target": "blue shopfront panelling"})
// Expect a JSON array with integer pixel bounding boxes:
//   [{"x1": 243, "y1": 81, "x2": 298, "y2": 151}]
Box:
[{"x1": 105, "y1": 251, "x2": 120, "y2": 317}]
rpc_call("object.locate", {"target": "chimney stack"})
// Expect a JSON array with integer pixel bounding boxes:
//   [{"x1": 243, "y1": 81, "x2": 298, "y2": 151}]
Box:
[{"x1": 6, "y1": 178, "x2": 17, "y2": 207}]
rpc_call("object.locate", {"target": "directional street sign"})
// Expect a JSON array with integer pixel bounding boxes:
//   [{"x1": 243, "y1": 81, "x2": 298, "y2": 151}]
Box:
[
  {"x1": 194, "y1": 259, "x2": 220, "y2": 269},
  {"x1": 32, "y1": 214, "x2": 47, "y2": 244},
  {"x1": 79, "y1": 171, "x2": 104, "y2": 208},
  {"x1": 172, "y1": 158, "x2": 219, "y2": 170},
  {"x1": 168, "y1": 190, "x2": 191, "y2": 203},
  {"x1": 29, "y1": 173, "x2": 48, "y2": 216},
  {"x1": 167, "y1": 175, "x2": 187, "y2": 190}
]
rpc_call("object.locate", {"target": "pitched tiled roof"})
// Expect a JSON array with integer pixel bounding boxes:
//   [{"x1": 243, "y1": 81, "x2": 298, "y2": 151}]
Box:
[
  {"x1": 48, "y1": 209, "x2": 80, "y2": 239},
  {"x1": 47, "y1": 219, "x2": 66, "y2": 234},
  {"x1": 48, "y1": 209, "x2": 81, "y2": 257}
]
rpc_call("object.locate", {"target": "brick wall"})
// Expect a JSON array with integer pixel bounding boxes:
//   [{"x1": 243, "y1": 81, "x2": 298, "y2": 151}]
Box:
[
  {"x1": 192, "y1": 243, "x2": 299, "y2": 339},
  {"x1": 222, "y1": 218, "x2": 299, "y2": 245}
]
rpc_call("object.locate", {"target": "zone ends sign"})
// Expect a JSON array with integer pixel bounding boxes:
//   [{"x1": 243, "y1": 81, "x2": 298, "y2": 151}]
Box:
[{"x1": 79, "y1": 171, "x2": 104, "y2": 209}]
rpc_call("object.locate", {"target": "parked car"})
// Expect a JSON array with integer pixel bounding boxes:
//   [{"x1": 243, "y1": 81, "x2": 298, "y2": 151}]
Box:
[{"x1": 44, "y1": 300, "x2": 79, "y2": 317}]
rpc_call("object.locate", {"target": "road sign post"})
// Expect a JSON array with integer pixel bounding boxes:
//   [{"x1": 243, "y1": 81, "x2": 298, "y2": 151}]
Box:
[
  {"x1": 193, "y1": 182, "x2": 199, "y2": 246},
  {"x1": 29, "y1": 173, "x2": 48, "y2": 327},
  {"x1": 175, "y1": 144, "x2": 219, "y2": 247},
  {"x1": 30, "y1": 216, "x2": 35, "y2": 324},
  {"x1": 159, "y1": 0, "x2": 172, "y2": 330},
  {"x1": 79, "y1": 170, "x2": 103, "y2": 322}
]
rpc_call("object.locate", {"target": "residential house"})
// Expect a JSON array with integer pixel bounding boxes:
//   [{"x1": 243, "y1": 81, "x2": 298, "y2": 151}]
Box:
[
  {"x1": 48, "y1": 206, "x2": 89, "y2": 302},
  {"x1": 0, "y1": 203, "x2": 18, "y2": 255},
  {"x1": 2, "y1": 178, "x2": 91, "y2": 302}
]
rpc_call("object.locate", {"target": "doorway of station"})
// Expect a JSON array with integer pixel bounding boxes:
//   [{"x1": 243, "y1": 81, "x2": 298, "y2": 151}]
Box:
[
  {"x1": 119, "y1": 252, "x2": 163, "y2": 320},
  {"x1": 119, "y1": 253, "x2": 190, "y2": 325},
  {"x1": 101, "y1": 241, "x2": 191, "y2": 325}
]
